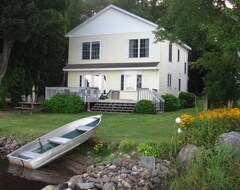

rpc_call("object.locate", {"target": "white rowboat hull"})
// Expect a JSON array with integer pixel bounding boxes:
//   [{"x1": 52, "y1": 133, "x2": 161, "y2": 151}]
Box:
[{"x1": 7, "y1": 115, "x2": 102, "y2": 169}]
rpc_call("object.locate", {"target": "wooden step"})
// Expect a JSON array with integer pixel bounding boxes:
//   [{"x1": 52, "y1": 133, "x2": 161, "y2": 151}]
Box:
[{"x1": 91, "y1": 101, "x2": 136, "y2": 113}]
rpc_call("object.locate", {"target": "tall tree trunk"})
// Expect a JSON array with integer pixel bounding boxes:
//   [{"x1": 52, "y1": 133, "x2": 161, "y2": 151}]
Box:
[{"x1": 0, "y1": 32, "x2": 14, "y2": 83}]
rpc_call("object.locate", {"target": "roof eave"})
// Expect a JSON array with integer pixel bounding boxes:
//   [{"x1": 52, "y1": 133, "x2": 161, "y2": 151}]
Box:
[{"x1": 63, "y1": 67, "x2": 158, "y2": 72}]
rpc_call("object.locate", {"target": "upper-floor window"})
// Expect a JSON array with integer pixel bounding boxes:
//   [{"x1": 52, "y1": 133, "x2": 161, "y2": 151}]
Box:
[
  {"x1": 177, "y1": 49, "x2": 180, "y2": 62},
  {"x1": 82, "y1": 41, "x2": 100, "y2": 60},
  {"x1": 169, "y1": 43, "x2": 172, "y2": 62},
  {"x1": 129, "y1": 39, "x2": 149, "y2": 58},
  {"x1": 184, "y1": 62, "x2": 187, "y2": 74}
]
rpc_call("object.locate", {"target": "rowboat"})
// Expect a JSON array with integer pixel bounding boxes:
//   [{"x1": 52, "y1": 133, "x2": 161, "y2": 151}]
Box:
[{"x1": 7, "y1": 114, "x2": 102, "y2": 169}]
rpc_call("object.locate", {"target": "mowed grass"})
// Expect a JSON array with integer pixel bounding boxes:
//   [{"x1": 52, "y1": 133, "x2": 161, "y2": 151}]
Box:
[{"x1": 0, "y1": 105, "x2": 201, "y2": 144}]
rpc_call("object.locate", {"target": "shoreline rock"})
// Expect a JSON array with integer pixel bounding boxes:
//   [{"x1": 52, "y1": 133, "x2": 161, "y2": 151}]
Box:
[
  {"x1": 43, "y1": 154, "x2": 176, "y2": 190},
  {"x1": 0, "y1": 136, "x2": 21, "y2": 155}
]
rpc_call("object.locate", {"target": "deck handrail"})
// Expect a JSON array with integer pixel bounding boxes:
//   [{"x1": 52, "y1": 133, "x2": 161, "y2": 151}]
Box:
[
  {"x1": 45, "y1": 87, "x2": 100, "y2": 102},
  {"x1": 137, "y1": 88, "x2": 165, "y2": 113}
]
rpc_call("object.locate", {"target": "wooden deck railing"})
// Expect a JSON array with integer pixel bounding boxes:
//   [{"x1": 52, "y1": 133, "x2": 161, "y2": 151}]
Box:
[
  {"x1": 45, "y1": 87, "x2": 100, "y2": 103},
  {"x1": 137, "y1": 88, "x2": 165, "y2": 113}
]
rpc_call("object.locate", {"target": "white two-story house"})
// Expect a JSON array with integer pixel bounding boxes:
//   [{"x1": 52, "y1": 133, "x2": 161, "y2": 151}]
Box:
[{"x1": 63, "y1": 4, "x2": 191, "y2": 102}]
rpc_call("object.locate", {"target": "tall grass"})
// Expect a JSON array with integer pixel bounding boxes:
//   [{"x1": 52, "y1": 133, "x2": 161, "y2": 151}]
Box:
[{"x1": 171, "y1": 145, "x2": 240, "y2": 190}]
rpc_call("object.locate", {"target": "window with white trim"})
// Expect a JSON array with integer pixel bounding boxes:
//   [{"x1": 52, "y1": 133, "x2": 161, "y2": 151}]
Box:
[
  {"x1": 137, "y1": 75, "x2": 142, "y2": 89},
  {"x1": 82, "y1": 41, "x2": 100, "y2": 60},
  {"x1": 79, "y1": 75, "x2": 83, "y2": 87},
  {"x1": 129, "y1": 39, "x2": 149, "y2": 58},
  {"x1": 177, "y1": 49, "x2": 180, "y2": 62},
  {"x1": 167, "y1": 74, "x2": 172, "y2": 87},
  {"x1": 120, "y1": 74, "x2": 141, "y2": 91},
  {"x1": 184, "y1": 62, "x2": 187, "y2": 74},
  {"x1": 169, "y1": 43, "x2": 172, "y2": 62},
  {"x1": 178, "y1": 78, "x2": 181, "y2": 91},
  {"x1": 121, "y1": 75, "x2": 124, "y2": 90}
]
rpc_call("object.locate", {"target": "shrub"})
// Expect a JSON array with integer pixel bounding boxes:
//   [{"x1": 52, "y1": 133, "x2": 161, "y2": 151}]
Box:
[
  {"x1": 118, "y1": 140, "x2": 136, "y2": 153},
  {"x1": 93, "y1": 141, "x2": 110, "y2": 156},
  {"x1": 137, "y1": 141, "x2": 180, "y2": 159},
  {"x1": 179, "y1": 91, "x2": 196, "y2": 108},
  {"x1": 42, "y1": 93, "x2": 84, "y2": 113},
  {"x1": 161, "y1": 94, "x2": 181, "y2": 112},
  {"x1": 134, "y1": 99, "x2": 156, "y2": 114},
  {"x1": 171, "y1": 146, "x2": 240, "y2": 190},
  {"x1": 236, "y1": 99, "x2": 240, "y2": 108}
]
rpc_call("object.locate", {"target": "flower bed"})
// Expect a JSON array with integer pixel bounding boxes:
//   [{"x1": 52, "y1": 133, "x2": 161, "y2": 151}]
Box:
[{"x1": 177, "y1": 108, "x2": 240, "y2": 148}]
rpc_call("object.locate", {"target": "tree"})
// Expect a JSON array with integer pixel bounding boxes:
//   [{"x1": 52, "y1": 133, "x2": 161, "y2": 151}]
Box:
[
  {"x1": 155, "y1": 0, "x2": 240, "y2": 106},
  {"x1": 0, "y1": 0, "x2": 68, "y2": 82}
]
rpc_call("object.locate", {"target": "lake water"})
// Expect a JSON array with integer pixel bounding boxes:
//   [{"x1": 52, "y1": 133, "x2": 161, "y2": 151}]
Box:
[{"x1": 0, "y1": 157, "x2": 74, "y2": 190}]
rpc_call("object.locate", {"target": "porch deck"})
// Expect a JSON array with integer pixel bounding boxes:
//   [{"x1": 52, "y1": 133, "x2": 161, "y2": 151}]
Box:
[
  {"x1": 45, "y1": 87, "x2": 164, "y2": 113},
  {"x1": 98, "y1": 99, "x2": 137, "y2": 104}
]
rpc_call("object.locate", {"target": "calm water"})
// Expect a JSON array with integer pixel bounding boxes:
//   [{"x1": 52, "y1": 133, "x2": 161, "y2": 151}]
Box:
[{"x1": 0, "y1": 157, "x2": 74, "y2": 190}]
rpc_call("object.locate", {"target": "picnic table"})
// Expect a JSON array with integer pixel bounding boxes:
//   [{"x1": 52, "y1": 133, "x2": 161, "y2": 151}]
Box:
[{"x1": 14, "y1": 102, "x2": 42, "y2": 115}]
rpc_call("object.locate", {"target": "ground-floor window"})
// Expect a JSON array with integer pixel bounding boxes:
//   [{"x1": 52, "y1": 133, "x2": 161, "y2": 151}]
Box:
[
  {"x1": 167, "y1": 73, "x2": 172, "y2": 87},
  {"x1": 137, "y1": 75, "x2": 142, "y2": 89},
  {"x1": 179, "y1": 78, "x2": 181, "y2": 91},
  {"x1": 120, "y1": 74, "x2": 142, "y2": 91}
]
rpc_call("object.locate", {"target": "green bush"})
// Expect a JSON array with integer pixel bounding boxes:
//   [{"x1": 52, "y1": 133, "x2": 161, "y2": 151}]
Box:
[
  {"x1": 161, "y1": 94, "x2": 181, "y2": 112},
  {"x1": 137, "y1": 141, "x2": 180, "y2": 159},
  {"x1": 134, "y1": 99, "x2": 156, "y2": 114},
  {"x1": 171, "y1": 146, "x2": 240, "y2": 190},
  {"x1": 179, "y1": 91, "x2": 196, "y2": 108},
  {"x1": 236, "y1": 99, "x2": 240, "y2": 108},
  {"x1": 118, "y1": 140, "x2": 136, "y2": 153},
  {"x1": 42, "y1": 93, "x2": 84, "y2": 113}
]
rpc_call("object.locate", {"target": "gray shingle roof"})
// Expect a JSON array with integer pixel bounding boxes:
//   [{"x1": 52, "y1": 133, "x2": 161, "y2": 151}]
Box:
[{"x1": 63, "y1": 62, "x2": 159, "y2": 71}]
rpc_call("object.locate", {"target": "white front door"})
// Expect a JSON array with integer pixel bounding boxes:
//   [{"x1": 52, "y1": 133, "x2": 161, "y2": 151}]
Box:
[{"x1": 81, "y1": 74, "x2": 106, "y2": 94}]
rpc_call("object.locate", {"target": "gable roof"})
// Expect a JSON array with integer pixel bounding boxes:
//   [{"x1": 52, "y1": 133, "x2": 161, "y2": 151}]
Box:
[
  {"x1": 63, "y1": 62, "x2": 159, "y2": 71},
  {"x1": 65, "y1": 4, "x2": 158, "y2": 37},
  {"x1": 65, "y1": 4, "x2": 191, "y2": 51}
]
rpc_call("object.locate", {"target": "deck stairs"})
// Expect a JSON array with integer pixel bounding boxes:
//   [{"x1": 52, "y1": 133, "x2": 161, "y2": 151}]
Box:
[{"x1": 91, "y1": 100, "x2": 136, "y2": 113}]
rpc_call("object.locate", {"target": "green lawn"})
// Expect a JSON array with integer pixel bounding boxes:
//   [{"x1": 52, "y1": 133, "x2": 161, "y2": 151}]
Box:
[{"x1": 0, "y1": 105, "x2": 201, "y2": 144}]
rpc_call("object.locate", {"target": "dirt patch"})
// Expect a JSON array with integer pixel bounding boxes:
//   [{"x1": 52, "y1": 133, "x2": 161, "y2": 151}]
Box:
[{"x1": 50, "y1": 153, "x2": 92, "y2": 174}]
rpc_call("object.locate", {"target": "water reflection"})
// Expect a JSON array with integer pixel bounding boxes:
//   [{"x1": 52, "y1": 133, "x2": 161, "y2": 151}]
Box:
[
  {"x1": 0, "y1": 157, "x2": 73, "y2": 190},
  {"x1": 8, "y1": 164, "x2": 69, "y2": 184}
]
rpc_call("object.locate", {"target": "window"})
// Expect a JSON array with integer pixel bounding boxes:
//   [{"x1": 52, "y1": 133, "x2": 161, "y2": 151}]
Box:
[
  {"x1": 184, "y1": 62, "x2": 187, "y2": 74},
  {"x1": 169, "y1": 43, "x2": 172, "y2": 62},
  {"x1": 79, "y1": 75, "x2": 83, "y2": 87},
  {"x1": 177, "y1": 49, "x2": 180, "y2": 62},
  {"x1": 137, "y1": 75, "x2": 142, "y2": 89},
  {"x1": 129, "y1": 39, "x2": 138, "y2": 58},
  {"x1": 129, "y1": 39, "x2": 149, "y2": 58},
  {"x1": 140, "y1": 39, "x2": 149, "y2": 57},
  {"x1": 82, "y1": 41, "x2": 100, "y2": 60},
  {"x1": 91, "y1": 42, "x2": 100, "y2": 59},
  {"x1": 167, "y1": 74, "x2": 172, "y2": 87},
  {"x1": 179, "y1": 78, "x2": 181, "y2": 91},
  {"x1": 120, "y1": 75, "x2": 124, "y2": 90},
  {"x1": 82, "y1": 42, "x2": 90, "y2": 60},
  {"x1": 120, "y1": 74, "x2": 141, "y2": 91}
]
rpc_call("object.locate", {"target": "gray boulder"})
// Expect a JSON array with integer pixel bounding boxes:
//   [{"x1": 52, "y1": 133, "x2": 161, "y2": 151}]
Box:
[
  {"x1": 177, "y1": 144, "x2": 198, "y2": 167},
  {"x1": 218, "y1": 131, "x2": 240, "y2": 151}
]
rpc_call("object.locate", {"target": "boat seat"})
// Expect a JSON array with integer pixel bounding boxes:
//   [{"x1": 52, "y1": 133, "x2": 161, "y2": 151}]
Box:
[
  {"x1": 19, "y1": 151, "x2": 40, "y2": 159},
  {"x1": 76, "y1": 125, "x2": 92, "y2": 131},
  {"x1": 48, "y1": 137, "x2": 71, "y2": 144}
]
